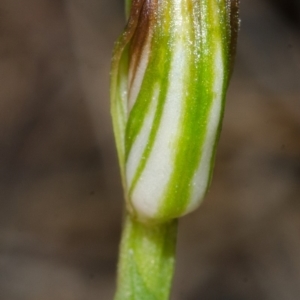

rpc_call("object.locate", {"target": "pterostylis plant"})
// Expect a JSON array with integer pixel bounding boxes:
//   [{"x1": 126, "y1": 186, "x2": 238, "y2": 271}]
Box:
[{"x1": 111, "y1": 0, "x2": 240, "y2": 299}]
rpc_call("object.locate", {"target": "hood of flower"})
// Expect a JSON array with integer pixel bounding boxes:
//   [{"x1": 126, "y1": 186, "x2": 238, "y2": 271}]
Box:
[{"x1": 111, "y1": 0, "x2": 239, "y2": 224}]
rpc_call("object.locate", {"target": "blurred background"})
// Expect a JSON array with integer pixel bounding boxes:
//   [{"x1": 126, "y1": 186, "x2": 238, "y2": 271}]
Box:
[{"x1": 0, "y1": 0, "x2": 299, "y2": 299}]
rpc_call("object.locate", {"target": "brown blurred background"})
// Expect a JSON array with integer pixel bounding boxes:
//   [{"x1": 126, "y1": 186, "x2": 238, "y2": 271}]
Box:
[{"x1": 0, "y1": 0, "x2": 299, "y2": 299}]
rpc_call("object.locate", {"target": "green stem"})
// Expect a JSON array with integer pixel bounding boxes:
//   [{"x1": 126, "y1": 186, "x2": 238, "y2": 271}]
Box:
[
  {"x1": 114, "y1": 214, "x2": 178, "y2": 300},
  {"x1": 125, "y1": 0, "x2": 132, "y2": 20}
]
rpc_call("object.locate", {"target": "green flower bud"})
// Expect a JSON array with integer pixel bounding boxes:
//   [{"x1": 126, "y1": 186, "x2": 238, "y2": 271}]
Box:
[{"x1": 111, "y1": 0, "x2": 239, "y2": 223}]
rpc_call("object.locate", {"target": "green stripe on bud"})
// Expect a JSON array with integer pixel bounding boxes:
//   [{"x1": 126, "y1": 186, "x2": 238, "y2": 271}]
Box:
[{"x1": 111, "y1": 0, "x2": 239, "y2": 223}]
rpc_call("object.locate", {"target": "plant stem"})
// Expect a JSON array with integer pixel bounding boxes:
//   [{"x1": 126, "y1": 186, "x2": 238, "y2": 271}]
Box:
[
  {"x1": 114, "y1": 214, "x2": 178, "y2": 300},
  {"x1": 125, "y1": 0, "x2": 132, "y2": 19}
]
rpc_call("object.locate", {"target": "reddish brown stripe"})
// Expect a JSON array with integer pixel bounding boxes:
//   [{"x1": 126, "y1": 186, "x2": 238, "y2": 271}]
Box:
[
  {"x1": 128, "y1": 0, "x2": 158, "y2": 92},
  {"x1": 111, "y1": 0, "x2": 145, "y2": 78}
]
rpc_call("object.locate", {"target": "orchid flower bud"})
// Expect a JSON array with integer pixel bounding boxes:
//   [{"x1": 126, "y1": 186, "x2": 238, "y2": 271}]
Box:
[{"x1": 111, "y1": 0, "x2": 239, "y2": 223}]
